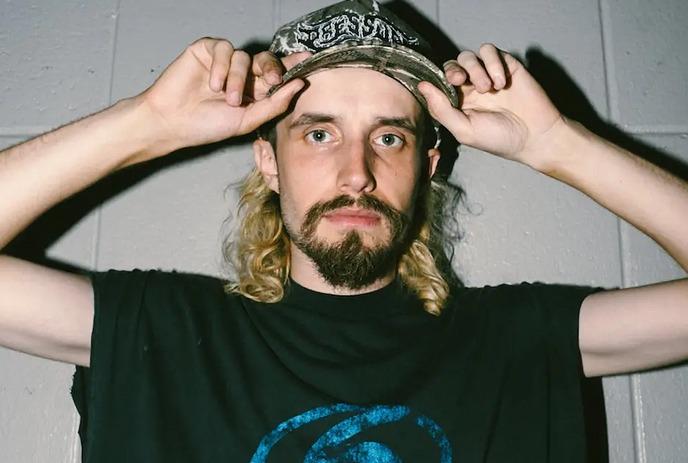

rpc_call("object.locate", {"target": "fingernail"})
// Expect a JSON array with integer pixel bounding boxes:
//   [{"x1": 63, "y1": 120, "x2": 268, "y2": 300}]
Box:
[
  {"x1": 269, "y1": 72, "x2": 282, "y2": 84},
  {"x1": 495, "y1": 75, "x2": 505, "y2": 87}
]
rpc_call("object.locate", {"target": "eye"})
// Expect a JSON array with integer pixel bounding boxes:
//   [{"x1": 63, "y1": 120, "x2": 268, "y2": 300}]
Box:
[
  {"x1": 305, "y1": 129, "x2": 333, "y2": 144},
  {"x1": 374, "y1": 133, "x2": 404, "y2": 148}
]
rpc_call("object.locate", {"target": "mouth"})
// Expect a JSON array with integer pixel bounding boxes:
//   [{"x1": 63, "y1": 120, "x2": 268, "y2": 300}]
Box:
[{"x1": 322, "y1": 207, "x2": 382, "y2": 227}]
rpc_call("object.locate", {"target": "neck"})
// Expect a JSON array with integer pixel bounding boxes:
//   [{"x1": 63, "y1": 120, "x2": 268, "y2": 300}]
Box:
[{"x1": 289, "y1": 245, "x2": 396, "y2": 295}]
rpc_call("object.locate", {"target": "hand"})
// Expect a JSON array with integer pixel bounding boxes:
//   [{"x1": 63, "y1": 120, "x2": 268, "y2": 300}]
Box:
[
  {"x1": 418, "y1": 43, "x2": 565, "y2": 167},
  {"x1": 133, "y1": 37, "x2": 311, "y2": 161}
]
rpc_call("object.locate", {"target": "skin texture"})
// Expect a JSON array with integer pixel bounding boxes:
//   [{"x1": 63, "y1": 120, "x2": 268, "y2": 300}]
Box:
[
  {"x1": 253, "y1": 67, "x2": 439, "y2": 294},
  {"x1": 419, "y1": 44, "x2": 688, "y2": 377},
  {"x1": 0, "y1": 38, "x2": 685, "y2": 379}
]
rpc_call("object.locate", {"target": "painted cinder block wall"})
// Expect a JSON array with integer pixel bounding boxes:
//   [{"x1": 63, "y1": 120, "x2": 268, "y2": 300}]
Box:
[{"x1": 0, "y1": 0, "x2": 686, "y2": 461}]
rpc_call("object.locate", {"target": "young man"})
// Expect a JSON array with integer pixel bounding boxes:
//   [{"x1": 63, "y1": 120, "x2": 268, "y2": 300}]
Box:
[{"x1": 0, "y1": 0, "x2": 686, "y2": 461}]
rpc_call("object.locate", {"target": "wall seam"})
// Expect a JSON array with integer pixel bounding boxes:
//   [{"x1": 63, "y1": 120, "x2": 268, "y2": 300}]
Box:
[
  {"x1": 91, "y1": 0, "x2": 123, "y2": 274},
  {"x1": 599, "y1": 0, "x2": 644, "y2": 462},
  {"x1": 272, "y1": 0, "x2": 281, "y2": 32},
  {"x1": 69, "y1": 1, "x2": 122, "y2": 462},
  {"x1": 631, "y1": 374, "x2": 647, "y2": 463},
  {"x1": 599, "y1": 0, "x2": 619, "y2": 122},
  {"x1": 625, "y1": 125, "x2": 688, "y2": 135},
  {"x1": 0, "y1": 127, "x2": 52, "y2": 136}
]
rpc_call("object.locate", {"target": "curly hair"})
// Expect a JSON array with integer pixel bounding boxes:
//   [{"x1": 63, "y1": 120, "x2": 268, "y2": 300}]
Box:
[
  {"x1": 222, "y1": 101, "x2": 462, "y2": 315},
  {"x1": 223, "y1": 162, "x2": 459, "y2": 315}
]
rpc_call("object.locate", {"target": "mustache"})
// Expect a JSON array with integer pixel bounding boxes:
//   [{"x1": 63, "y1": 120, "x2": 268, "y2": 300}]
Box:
[{"x1": 300, "y1": 194, "x2": 408, "y2": 237}]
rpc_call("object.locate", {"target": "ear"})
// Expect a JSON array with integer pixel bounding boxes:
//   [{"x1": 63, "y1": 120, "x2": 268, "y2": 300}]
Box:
[
  {"x1": 426, "y1": 147, "x2": 440, "y2": 178},
  {"x1": 253, "y1": 139, "x2": 279, "y2": 193}
]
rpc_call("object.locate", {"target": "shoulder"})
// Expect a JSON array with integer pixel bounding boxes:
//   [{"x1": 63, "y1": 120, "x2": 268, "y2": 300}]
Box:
[
  {"x1": 446, "y1": 281, "x2": 602, "y2": 330},
  {"x1": 450, "y1": 281, "x2": 599, "y2": 308},
  {"x1": 90, "y1": 267, "x2": 226, "y2": 294},
  {"x1": 88, "y1": 268, "x2": 246, "y2": 317},
  {"x1": 86, "y1": 268, "x2": 251, "y2": 346}
]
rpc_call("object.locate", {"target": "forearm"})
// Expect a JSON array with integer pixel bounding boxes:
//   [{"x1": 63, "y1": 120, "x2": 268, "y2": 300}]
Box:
[
  {"x1": 531, "y1": 118, "x2": 688, "y2": 272},
  {"x1": 0, "y1": 96, "x2": 159, "y2": 251}
]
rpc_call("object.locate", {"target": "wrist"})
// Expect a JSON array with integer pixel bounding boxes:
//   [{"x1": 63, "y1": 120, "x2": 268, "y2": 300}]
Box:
[
  {"x1": 113, "y1": 95, "x2": 181, "y2": 167},
  {"x1": 524, "y1": 117, "x2": 597, "y2": 183}
]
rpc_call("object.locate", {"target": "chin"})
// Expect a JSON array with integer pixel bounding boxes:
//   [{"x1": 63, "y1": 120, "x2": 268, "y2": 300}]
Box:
[{"x1": 321, "y1": 228, "x2": 389, "y2": 248}]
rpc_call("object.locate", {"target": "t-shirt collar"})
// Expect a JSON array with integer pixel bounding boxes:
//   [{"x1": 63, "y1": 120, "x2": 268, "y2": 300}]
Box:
[{"x1": 282, "y1": 277, "x2": 422, "y2": 320}]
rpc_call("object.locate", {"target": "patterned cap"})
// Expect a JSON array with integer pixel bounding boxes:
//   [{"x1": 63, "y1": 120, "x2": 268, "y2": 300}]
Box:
[{"x1": 268, "y1": 0, "x2": 458, "y2": 147}]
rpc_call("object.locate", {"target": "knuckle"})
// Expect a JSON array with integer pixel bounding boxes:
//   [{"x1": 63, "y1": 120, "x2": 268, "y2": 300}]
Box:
[
  {"x1": 232, "y1": 49, "x2": 250, "y2": 62},
  {"x1": 442, "y1": 59, "x2": 458, "y2": 70},
  {"x1": 215, "y1": 40, "x2": 235, "y2": 53},
  {"x1": 191, "y1": 36, "x2": 213, "y2": 46},
  {"x1": 255, "y1": 50, "x2": 274, "y2": 61},
  {"x1": 258, "y1": 52, "x2": 280, "y2": 69},
  {"x1": 457, "y1": 50, "x2": 478, "y2": 63},
  {"x1": 479, "y1": 42, "x2": 497, "y2": 53}
]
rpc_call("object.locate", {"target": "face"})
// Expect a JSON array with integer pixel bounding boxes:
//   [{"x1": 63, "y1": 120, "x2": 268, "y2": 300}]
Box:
[{"x1": 254, "y1": 67, "x2": 439, "y2": 289}]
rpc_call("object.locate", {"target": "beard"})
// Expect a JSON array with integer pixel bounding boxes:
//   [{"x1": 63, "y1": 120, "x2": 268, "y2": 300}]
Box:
[{"x1": 287, "y1": 194, "x2": 411, "y2": 290}]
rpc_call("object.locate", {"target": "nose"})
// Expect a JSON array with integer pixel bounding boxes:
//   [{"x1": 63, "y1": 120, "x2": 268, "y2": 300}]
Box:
[{"x1": 337, "y1": 139, "x2": 376, "y2": 195}]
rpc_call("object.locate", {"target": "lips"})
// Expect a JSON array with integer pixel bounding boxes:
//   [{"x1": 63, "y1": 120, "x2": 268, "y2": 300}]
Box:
[{"x1": 322, "y1": 208, "x2": 382, "y2": 227}]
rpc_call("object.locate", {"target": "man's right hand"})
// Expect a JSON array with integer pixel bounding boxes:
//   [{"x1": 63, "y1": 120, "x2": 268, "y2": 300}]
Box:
[
  {"x1": 0, "y1": 38, "x2": 311, "y2": 366},
  {"x1": 133, "y1": 37, "x2": 309, "y2": 163}
]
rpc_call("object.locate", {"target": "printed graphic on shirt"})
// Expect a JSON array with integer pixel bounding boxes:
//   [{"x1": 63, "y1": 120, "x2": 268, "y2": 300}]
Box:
[{"x1": 250, "y1": 403, "x2": 453, "y2": 462}]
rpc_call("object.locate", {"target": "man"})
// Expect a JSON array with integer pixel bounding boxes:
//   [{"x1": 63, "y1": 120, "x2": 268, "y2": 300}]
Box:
[{"x1": 0, "y1": 0, "x2": 686, "y2": 461}]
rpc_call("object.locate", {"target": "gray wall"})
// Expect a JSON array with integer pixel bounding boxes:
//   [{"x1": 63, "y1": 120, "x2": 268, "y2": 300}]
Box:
[{"x1": 0, "y1": 0, "x2": 686, "y2": 461}]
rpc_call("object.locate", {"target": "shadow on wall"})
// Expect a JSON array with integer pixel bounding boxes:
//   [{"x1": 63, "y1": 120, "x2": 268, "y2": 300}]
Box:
[{"x1": 6, "y1": 3, "x2": 688, "y2": 461}]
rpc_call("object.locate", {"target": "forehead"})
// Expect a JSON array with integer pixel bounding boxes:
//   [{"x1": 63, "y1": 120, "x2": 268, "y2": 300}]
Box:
[{"x1": 281, "y1": 67, "x2": 422, "y2": 125}]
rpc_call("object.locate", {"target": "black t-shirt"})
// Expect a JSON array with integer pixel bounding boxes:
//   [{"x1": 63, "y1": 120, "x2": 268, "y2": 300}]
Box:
[{"x1": 72, "y1": 269, "x2": 599, "y2": 462}]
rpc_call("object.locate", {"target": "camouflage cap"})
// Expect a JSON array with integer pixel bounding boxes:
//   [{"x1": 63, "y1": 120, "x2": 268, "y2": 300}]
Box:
[{"x1": 267, "y1": 0, "x2": 458, "y2": 147}]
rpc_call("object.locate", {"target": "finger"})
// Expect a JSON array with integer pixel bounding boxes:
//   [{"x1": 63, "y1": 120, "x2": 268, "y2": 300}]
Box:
[
  {"x1": 417, "y1": 81, "x2": 471, "y2": 141},
  {"x1": 238, "y1": 79, "x2": 305, "y2": 135},
  {"x1": 501, "y1": 51, "x2": 523, "y2": 75},
  {"x1": 478, "y1": 43, "x2": 507, "y2": 89},
  {"x1": 281, "y1": 51, "x2": 313, "y2": 71},
  {"x1": 456, "y1": 50, "x2": 492, "y2": 93},
  {"x1": 252, "y1": 51, "x2": 285, "y2": 85},
  {"x1": 208, "y1": 40, "x2": 234, "y2": 92},
  {"x1": 443, "y1": 60, "x2": 468, "y2": 87},
  {"x1": 226, "y1": 50, "x2": 251, "y2": 106}
]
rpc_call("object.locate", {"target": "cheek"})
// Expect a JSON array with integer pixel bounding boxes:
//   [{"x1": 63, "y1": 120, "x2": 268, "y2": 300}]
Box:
[
  {"x1": 383, "y1": 160, "x2": 423, "y2": 213},
  {"x1": 276, "y1": 159, "x2": 330, "y2": 225}
]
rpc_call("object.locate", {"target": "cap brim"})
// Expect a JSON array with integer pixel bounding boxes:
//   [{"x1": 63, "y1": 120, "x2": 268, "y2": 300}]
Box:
[{"x1": 269, "y1": 41, "x2": 458, "y2": 109}]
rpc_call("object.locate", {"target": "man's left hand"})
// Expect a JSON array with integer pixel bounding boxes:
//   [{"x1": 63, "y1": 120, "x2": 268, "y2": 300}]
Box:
[{"x1": 418, "y1": 43, "x2": 564, "y2": 169}]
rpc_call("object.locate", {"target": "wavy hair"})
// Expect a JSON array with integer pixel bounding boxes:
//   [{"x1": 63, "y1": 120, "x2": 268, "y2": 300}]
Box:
[
  {"x1": 223, "y1": 162, "x2": 460, "y2": 315},
  {"x1": 223, "y1": 106, "x2": 462, "y2": 315}
]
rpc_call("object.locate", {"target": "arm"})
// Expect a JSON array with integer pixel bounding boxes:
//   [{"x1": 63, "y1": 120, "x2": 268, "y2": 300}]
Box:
[
  {"x1": 0, "y1": 38, "x2": 305, "y2": 366},
  {"x1": 548, "y1": 121, "x2": 688, "y2": 377},
  {"x1": 418, "y1": 44, "x2": 688, "y2": 377}
]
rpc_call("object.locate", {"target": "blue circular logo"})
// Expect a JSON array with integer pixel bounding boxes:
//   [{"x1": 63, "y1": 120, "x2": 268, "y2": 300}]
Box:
[{"x1": 250, "y1": 403, "x2": 453, "y2": 462}]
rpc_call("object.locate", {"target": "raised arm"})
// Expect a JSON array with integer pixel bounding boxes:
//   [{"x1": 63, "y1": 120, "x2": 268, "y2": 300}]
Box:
[
  {"x1": 0, "y1": 38, "x2": 306, "y2": 366},
  {"x1": 418, "y1": 43, "x2": 688, "y2": 378}
]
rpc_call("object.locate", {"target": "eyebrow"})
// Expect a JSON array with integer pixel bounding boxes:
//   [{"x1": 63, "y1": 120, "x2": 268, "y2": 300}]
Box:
[
  {"x1": 288, "y1": 112, "x2": 418, "y2": 133},
  {"x1": 288, "y1": 113, "x2": 338, "y2": 129},
  {"x1": 374, "y1": 116, "x2": 417, "y2": 133}
]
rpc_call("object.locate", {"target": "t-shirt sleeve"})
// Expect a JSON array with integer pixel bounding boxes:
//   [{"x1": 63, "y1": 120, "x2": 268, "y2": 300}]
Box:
[
  {"x1": 71, "y1": 269, "x2": 152, "y2": 449},
  {"x1": 71, "y1": 268, "x2": 227, "y2": 454},
  {"x1": 485, "y1": 282, "x2": 605, "y2": 458},
  {"x1": 482, "y1": 282, "x2": 604, "y2": 377},
  {"x1": 525, "y1": 282, "x2": 604, "y2": 376}
]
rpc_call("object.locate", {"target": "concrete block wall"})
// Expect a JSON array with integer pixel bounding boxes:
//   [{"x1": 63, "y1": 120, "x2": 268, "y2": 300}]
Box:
[{"x1": 0, "y1": 0, "x2": 686, "y2": 461}]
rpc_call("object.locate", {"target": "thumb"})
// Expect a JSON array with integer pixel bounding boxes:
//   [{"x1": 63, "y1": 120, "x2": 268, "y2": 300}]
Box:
[
  {"x1": 238, "y1": 79, "x2": 305, "y2": 135},
  {"x1": 418, "y1": 81, "x2": 470, "y2": 141}
]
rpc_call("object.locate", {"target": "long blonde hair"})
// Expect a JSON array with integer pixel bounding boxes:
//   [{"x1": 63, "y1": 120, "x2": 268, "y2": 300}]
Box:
[{"x1": 223, "y1": 166, "x2": 458, "y2": 316}]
